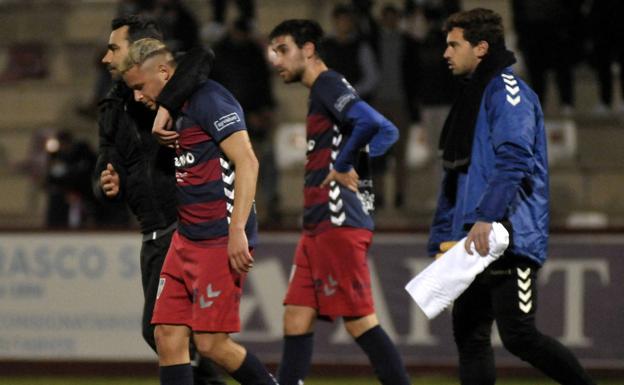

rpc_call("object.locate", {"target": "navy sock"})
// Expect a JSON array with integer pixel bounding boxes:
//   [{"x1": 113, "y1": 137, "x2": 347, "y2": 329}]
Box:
[
  {"x1": 230, "y1": 350, "x2": 277, "y2": 385},
  {"x1": 355, "y1": 325, "x2": 411, "y2": 385},
  {"x1": 160, "y1": 363, "x2": 193, "y2": 385},
  {"x1": 276, "y1": 333, "x2": 314, "y2": 385},
  {"x1": 191, "y1": 350, "x2": 226, "y2": 385}
]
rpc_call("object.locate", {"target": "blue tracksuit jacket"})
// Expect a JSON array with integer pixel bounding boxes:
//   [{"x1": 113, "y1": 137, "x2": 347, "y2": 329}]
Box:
[{"x1": 428, "y1": 67, "x2": 549, "y2": 265}]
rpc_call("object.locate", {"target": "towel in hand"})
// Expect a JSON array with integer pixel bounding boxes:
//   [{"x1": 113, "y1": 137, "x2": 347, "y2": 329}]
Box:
[{"x1": 405, "y1": 222, "x2": 510, "y2": 319}]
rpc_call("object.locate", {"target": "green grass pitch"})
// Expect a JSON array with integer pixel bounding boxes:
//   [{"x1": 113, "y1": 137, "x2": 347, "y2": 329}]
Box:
[{"x1": 1, "y1": 377, "x2": 623, "y2": 385}]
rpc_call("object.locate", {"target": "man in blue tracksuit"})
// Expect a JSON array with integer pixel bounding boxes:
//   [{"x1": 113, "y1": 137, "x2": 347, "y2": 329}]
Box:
[{"x1": 428, "y1": 8, "x2": 595, "y2": 385}]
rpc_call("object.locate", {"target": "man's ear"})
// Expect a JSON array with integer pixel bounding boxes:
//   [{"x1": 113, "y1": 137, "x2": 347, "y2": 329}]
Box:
[
  {"x1": 302, "y1": 41, "x2": 316, "y2": 59},
  {"x1": 475, "y1": 40, "x2": 489, "y2": 58},
  {"x1": 159, "y1": 63, "x2": 172, "y2": 81}
]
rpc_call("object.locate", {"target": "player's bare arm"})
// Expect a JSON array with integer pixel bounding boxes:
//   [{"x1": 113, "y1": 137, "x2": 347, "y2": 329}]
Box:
[{"x1": 220, "y1": 130, "x2": 259, "y2": 274}]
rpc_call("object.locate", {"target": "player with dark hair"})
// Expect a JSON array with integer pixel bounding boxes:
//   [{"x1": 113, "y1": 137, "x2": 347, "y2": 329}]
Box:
[
  {"x1": 122, "y1": 38, "x2": 276, "y2": 385},
  {"x1": 429, "y1": 8, "x2": 595, "y2": 385},
  {"x1": 94, "y1": 14, "x2": 224, "y2": 385},
  {"x1": 268, "y1": 19, "x2": 410, "y2": 385}
]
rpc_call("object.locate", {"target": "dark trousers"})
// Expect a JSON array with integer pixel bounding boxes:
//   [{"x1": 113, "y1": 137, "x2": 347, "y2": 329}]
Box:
[
  {"x1": 140, "y1": 230, "x2": 225, "y2": 385},
  {"x1": 452, "y1": 254, "x2": 595, "y2": 385}
]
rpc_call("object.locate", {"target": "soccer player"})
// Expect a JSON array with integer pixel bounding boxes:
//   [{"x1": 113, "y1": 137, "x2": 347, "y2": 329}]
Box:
[
  {"x1": 121, "y1": 38, "x2": 276, "y2": 385},
  {"x1": 94, "y1": 15, "x2": 225, "y2": 385},
  {"x1": 268, "y1": 19, "x2": 411, "y2": 385}
]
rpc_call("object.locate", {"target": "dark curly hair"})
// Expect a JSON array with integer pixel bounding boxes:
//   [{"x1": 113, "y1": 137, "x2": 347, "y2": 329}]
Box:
[
  {"x1": 443, "y1": 8, "x2": 505, "y2": 48},
  {"x1": 269, "y1": 19, "x2": 325, "y2": 55}
]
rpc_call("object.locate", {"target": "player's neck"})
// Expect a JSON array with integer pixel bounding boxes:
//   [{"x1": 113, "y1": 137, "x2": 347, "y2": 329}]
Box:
[{"x1": 302, "y1": 60, "x2": 328, "y2": 88}]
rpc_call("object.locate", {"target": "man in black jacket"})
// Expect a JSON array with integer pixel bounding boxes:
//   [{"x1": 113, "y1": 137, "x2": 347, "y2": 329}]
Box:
[{"x1": 93, "y1": 15, "x2": 225, "y2": 384}]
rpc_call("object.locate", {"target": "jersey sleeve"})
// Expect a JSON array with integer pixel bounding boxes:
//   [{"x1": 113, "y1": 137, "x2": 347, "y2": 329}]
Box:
[
  {"x1": 313, "y1": 72, "x2": 361, "y2": 124},
  {"x1": 189, "y1": 84, "x2": 247, "y2": 143}
]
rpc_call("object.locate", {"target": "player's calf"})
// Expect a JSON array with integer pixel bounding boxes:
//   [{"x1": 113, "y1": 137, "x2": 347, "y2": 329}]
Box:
[
  {"x1": 194, "y1": 333, "x2": 246, "y2": 371},
  {"x1": 194, "y1": 333, "x2": 277, "y2": 385}
]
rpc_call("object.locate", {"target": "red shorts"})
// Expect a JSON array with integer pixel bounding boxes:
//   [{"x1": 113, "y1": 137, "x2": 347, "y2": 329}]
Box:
[
  {"x1": 151, "y1": 231, "x2": 245, "y2": 332},
  {"x1": 284, "y1": 227, "x2": 374, "y2": 319}
]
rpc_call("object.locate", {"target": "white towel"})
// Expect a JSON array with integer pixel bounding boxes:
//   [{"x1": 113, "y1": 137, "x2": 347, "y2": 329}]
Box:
[{"x1": 405, "y1": 222, "x2": 510, "y2": 319}]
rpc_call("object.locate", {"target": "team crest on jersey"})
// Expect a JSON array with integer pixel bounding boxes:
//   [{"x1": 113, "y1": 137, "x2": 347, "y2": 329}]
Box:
[
  {"x1": 214, "y1": 112, "x2": 241, "y2": 131},
  {"x1": 156, "y1": 278, "x2": 166, "y2": 299}
]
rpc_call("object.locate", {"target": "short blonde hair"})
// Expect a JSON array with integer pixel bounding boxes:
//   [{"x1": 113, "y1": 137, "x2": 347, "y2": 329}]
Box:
[{"x1": 120, "y1": 38, "x2": 172, "y2": 74}]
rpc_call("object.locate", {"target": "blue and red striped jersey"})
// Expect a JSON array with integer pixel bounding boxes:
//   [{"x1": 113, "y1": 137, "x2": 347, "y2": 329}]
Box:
[
  {"x1": 173, "y1": 80, "x2": 257, "y2": 246},
  {"x1": 304, "y1": 70, "x2": 374, "y2": 234}
]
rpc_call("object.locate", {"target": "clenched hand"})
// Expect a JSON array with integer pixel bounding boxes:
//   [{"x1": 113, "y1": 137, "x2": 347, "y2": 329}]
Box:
[{"x1": 100, "y1": 163, "x2": 119, "y2": 197}]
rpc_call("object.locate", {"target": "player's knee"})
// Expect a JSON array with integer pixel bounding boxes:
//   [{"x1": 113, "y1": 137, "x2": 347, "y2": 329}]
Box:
[
  {"x1": 154, "y1": 325, "x2": 189, "y2": 357},
  {"x1": 344, "y1": 313, "x2": 378, "y2": 338},
  {"x1": 194, "y1": 334, "x2": 220, "y2": 359},
  {"x1": 283, "y1": 306, "x2": 315, "y2": 335}
]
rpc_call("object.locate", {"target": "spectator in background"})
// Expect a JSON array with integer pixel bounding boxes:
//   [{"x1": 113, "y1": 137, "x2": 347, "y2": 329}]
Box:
[
  {"x1": 587, "y1": 0, "x2": 624, "y2": 115},
  {"x1": 0, "y1": 42, "x2": 47, "y2": 84},
  {"x1": 211, "y1": 17, "x2": 281, "y2": 225},
  {"x1": 419, "y1": 0, "x2": 460, "y2": 15},
  {"x1": 404, "y1": 0, "x2": 461, "y2": 31},
  {"x1": 372, "y1": 3, "x2": 420, "y2": 208},
  {"x1": 323, "y1": 4, "x2": 379, "y2": 102},
  {"x1": 402, "y1": 2, "x2": 427, "y2": 40},
  {"x1": 351, "y1": 0, "x2": 380, "y2": 54},
  {"x1": 12, "y1": 128, "x2": 56, "y2": 215},
  {"x1": 211, "y1": 0, "x2": 255, "y2": 24},
  {"x1": 12, "y1": 128, "x2": 129, "y2": 229},
  {"x1": 512, "y1": 0, "x2": 583, "y2": 115},
  {"x1": 203, "y1": 0, "x2": 256, "y2": 43},
  {"x1": 45, "y1": 130, "x2": 97, "y2": 228},
  {"x1": 153, "y1": 0, "x2": 200, "y2": 52},
  {"x1": 417, "y1": 4, "x2": 459, "y2": 171}
]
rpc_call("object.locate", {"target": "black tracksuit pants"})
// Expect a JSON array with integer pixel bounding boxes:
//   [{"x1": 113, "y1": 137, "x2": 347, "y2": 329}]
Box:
[{"x1": 452, "y1": 254, "x2": 595, "y2": 385}]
